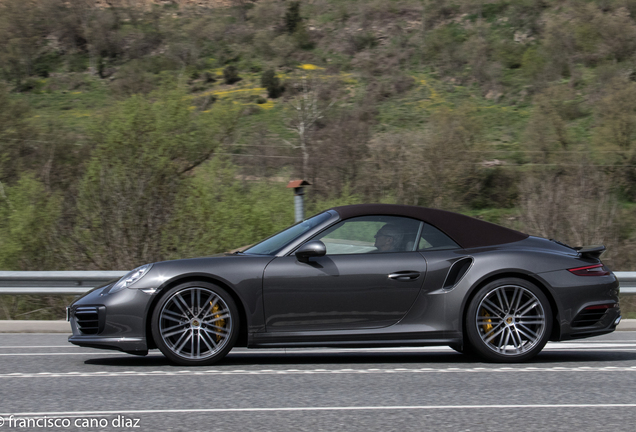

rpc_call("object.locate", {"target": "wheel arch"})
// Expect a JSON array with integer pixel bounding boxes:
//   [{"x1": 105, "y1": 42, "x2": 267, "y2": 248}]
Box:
[
  {"x1": 145, "y1": 274, "x2": 249, "y2": 350},
  {"x1": 460, "y1": 271, "x2": 561, "y2": 346}
]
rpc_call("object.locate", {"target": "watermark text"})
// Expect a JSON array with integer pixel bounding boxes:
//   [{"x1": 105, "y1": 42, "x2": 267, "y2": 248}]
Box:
[{"x1": 0, "y1": 415, "x2": 140, "y2": 429}]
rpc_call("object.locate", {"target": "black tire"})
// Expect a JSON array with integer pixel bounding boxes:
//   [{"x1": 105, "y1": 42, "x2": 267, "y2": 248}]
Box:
[
  {"x1": 449, "y1": 344, "x2": 464, "y2": 354},
  {"x1": 448, "y1": 342, "x2": 475, "y2": 356},
  {"x1": 151, "y1": 281, "x2": 239, "y2": 366},
  {"x1": 465, "y1": 278, "x2": 552, "y2": 363}
]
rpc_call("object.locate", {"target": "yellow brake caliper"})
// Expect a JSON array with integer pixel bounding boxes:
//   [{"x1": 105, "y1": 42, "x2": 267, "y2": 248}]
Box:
[
  {"x1": 480, "y1": 308, "x2": 493, "y2": 334},
  {"x1": 210, "y1": 301, "x2": 226, "y2": 342}
]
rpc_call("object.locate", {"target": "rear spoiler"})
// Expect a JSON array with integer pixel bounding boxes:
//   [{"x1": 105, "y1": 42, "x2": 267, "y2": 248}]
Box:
[{"x1": 574, "y1": 245, "x2": 606, "y2": 260}]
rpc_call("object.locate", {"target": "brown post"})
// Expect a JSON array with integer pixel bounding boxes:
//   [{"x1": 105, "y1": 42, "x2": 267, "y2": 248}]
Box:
[{"x1": 286, "y1": 180, "x2": 311, "y2": 223}]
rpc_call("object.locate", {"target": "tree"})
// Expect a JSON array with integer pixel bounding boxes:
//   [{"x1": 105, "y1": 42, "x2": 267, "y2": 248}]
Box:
[
  {"x1": 65, "y1": 0, "x2": 100, "y2": 74},
  {"x1": 594, "y1": 77, "x2": 636, "y2": 151},
  {"x1": 519, "y1": 164, "x2": 618, "y2": 266},
  {"x1": 165, "y1": 158, "x2": 293, "y2": 258},
  {"x1": 74, "y1": 86, "x2": 240, "y2": 269},
  {"x1": 261, "y1": 69, "x2": 283, "y2": 98},
  {"x1": 0, "y1": 0, "x2": 47, "y2": 84},
  {"x1": 0, "y1": 174, "x2": 62, "y2": 270},
  {"x1": 223, "y1": 65, "x2": 241, "y2": 85},
  {"x1": 0, "y1": 174, "x2": 65, "y2": 320},
  {"x1": 284, "y1": 2, "x2": 302, "y2": 34},
  {"x1": 285, "y1": 77, "x2": 335, "y2": 179},
  {"x1": 364, "y1": 106, "x2": 480, "y2": 208},
  {"x1": 231, "y1": 0, "x2": 251, "y2": 22},
  {"x1": 0, "y1": 84, "x2": 37, "y2": 183},
  {"x1": 524, "y1": 87, "x2": 571, "y2": 164}
]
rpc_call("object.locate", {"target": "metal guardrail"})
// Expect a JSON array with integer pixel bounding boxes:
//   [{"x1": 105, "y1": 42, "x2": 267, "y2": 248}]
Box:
[
  {"x1": 0, "y1": 271, "x2": 126, "y2": 295},
  {"x1": 0, "y1": 270, "x2": 635, "y2": 295},
  {"x1": 617, "y1": 272, "x2": 636, "y2": 294}
]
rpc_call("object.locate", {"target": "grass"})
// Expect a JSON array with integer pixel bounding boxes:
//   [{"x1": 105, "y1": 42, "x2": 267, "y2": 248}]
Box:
[
  {"x1": 0, "y1": 295, "x2": 76, "y2": 320},
  {"x1": 14, "y1": 76, "x2": 112, "y2": 129}
]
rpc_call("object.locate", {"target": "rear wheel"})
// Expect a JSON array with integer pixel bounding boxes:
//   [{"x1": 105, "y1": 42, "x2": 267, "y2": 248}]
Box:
[
  {"x1": 465, "y1": 278, "x2": 552, "y2": 363},
  {"x1": 151, "y1": 281, "x2": 239, "y2": 366}
]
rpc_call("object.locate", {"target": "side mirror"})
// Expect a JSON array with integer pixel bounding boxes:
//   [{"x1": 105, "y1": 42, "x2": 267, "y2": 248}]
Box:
[{"x1": 295, "y1": 241, "x2": 326, "y2": 263}]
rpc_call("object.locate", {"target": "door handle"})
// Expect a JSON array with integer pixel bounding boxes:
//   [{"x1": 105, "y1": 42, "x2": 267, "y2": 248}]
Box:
[{"x1": 388, "y1": 271, "x2": 421, "y2": 280}]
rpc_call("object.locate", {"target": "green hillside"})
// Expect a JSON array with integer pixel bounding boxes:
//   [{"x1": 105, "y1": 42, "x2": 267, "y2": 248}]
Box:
[{"x1": 3, "y1": 0, "x2": 636, "y2": 289}]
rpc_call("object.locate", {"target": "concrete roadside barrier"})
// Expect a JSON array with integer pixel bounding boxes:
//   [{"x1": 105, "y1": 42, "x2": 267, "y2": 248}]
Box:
[{"x1": 0, "y1": 320, "x2": 70, "y2": 333}]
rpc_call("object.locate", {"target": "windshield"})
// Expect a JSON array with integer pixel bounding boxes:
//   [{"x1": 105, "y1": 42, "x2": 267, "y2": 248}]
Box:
[{"x1": 244, "y1": 212, "x2": 333, "y2": 255}]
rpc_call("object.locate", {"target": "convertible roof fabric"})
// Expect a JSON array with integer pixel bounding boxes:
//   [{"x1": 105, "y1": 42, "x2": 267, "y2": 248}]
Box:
[{"x1": 330, "y1": 204, "x2": 529, "y2": 249}]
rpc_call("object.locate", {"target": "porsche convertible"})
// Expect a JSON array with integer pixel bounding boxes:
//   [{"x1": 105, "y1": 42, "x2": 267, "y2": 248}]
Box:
[{"x1": 68, "y1": 204, "x2": 621, "y2": 364}]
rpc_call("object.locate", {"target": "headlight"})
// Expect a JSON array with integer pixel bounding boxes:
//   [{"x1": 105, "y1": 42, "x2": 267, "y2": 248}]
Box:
[{"x1": 108, "y1": 264, "x2": 153, "y2": 294}]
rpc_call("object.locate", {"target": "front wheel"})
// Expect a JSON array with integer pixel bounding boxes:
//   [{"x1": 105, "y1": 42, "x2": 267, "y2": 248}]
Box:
[
  {"x1": 465, "y1": 278, "x2": 552, "y2": 363},
  {"x1": 151, "y1": 281, "x2": 239, "y2": 366}
]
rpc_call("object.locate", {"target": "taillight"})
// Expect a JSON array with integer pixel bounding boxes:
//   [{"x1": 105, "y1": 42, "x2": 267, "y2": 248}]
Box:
[{"x1": 568, "y1": 264, "x2": 610, "y2": 276}]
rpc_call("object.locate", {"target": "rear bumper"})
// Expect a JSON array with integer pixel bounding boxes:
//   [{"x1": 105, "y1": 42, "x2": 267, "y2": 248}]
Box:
[
  {"x1": 538, "y1": 269, "x2": 620, "y2": 341},
  {"x1": 559, "y1": 306, "x2": 621, "y2": 341}
]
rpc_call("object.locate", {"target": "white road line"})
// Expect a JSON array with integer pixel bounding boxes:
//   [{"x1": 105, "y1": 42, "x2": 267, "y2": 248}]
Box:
[
  {"x1": 0, "y1": 342, "x2": 634, "y2": 352},
  {"x1": 545, "y1": 343, "x2": 636, "y2": 349},
  {"x1": 0, "y1": 346, "x2": 74, "y2": 349},
  {"x1": 3, "y1": 404, "x2": 636, "y2": 417},
  {"x1": 2, "y1": 366, "x2": 636, "y2": 379},
  {"x1": 543, "y1": 348, "x2": 636, "y2": 352},
  {"x1": 2, "y1": 344, "x2": 636, "y2": 357},
  {"x1": 3, "y1": 348, "x2": 636, "y2": 357},
  {"x1": 560, "y1": 340, "x2": 636, "y2": 344}
]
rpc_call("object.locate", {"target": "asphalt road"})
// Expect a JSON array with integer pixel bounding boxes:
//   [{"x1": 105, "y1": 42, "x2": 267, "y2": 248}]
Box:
[{"x1": 1, "y1": 333, "x2": 636, "y2": 432}]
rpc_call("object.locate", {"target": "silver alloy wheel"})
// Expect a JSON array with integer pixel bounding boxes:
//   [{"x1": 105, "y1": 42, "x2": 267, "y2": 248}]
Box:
[
  {"x1": 475, "y1": 284, "x2": 546, "y2": 355},
  {"x1": 158, "y1": 287, "x2": 232, "y2": 360}
]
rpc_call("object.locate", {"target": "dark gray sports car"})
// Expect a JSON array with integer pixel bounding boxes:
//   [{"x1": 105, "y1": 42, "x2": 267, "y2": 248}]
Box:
[{"x1": 68, "y1": 204, "x2": 621, "y2": 364}]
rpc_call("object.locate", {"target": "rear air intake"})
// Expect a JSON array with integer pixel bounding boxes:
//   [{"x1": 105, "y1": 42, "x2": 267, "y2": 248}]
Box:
[{"x1": 571, "y1": 304, "x2": 617, "y2": 328}]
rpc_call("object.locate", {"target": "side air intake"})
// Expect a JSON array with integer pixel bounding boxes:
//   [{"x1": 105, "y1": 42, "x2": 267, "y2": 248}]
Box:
[{"x1": 443, "y1": 257, "x2": 473, "y2": 289}]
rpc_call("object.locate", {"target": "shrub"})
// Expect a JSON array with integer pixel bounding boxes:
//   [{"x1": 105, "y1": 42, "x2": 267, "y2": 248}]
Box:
[
  {"x1": 203, "y1": 71, "x2": 217, "y2": 83},
  {"x1": 248, "y1": 0, "x2": 287, "y2": 29},
  {"x1": 468, "y1": 167, "x2": 518, "y2": 210},
  {"x1": 223, "y1": 65, "x2": 241, "y2": 84},
  {"x1": 261, "y1": 69, "x2": 283, "y2": 98},
  {"x1": 0, "y1": 174, "x2": 62, "y2": 270},
  {"x1": 33, "y1": 52, "x2": 61, "y2": 78},
  {"x1": 285, "y1": 1, "x2": 302, "y2": 34},
  {"x1": 521, "y1": 47, "x2": 547, "y2": 81},
  {"x1": 15, "y1": 78, "x2": 44, "y2": 93},
  {"x1": 67, "y1": 53, "x2": 89, "y2": 73},
  {"x1": 348, "y1": 32, "x2": 378, "y2": 54},
  {"x1": 294, "y1": 23, "x2": 315, "y2": 50},
  {"x1": 110, "y1": 60, "x2": 157, "y2": 97}
]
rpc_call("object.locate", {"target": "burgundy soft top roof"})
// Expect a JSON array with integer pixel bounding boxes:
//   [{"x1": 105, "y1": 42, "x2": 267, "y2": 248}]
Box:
[{"x1": 330, "y1": 204, "x2": 528, "y2": 249}]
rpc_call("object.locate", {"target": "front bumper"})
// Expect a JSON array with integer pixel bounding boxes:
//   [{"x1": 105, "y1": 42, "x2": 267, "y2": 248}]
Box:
[{"x1": 67, "y1": 283, "x2": 155, "y2": 355}]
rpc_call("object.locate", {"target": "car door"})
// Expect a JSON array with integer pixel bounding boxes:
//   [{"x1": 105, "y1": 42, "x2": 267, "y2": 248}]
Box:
[{"x1": 262, "y1": 215, "x2": 427, "y2": 332}]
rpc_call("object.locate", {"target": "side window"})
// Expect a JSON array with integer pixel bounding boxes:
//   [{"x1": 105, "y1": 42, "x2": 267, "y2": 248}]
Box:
[
  {"x1": 418, "y1": 223, "x2": 460, "y2": 251},
  {"x1": 312, "y1": 216, "x2": 422, "y2": 255}
]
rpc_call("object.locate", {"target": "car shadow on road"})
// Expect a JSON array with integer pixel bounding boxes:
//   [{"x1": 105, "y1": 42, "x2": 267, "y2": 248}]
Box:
[{"x1": 83, "y1": 349, "x2": 636, "y2": 368}]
